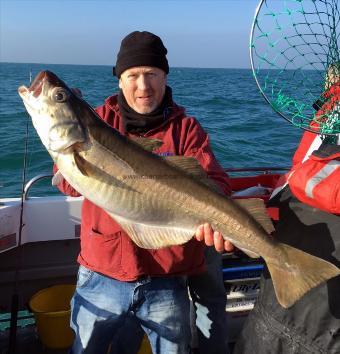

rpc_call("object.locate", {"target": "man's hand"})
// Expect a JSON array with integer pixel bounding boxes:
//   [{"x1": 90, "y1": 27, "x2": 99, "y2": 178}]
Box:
[{"x1": 195, "y1": 223, "x2": 235, "y2": 253}]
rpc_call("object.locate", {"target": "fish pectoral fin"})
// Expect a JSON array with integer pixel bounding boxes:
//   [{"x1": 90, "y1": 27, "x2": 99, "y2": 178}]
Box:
[
  {"x1": 265, "y1": 243, "x2": 340, "y2": 308},
  {"x1": 52, "y1": 171, "x2": 64, "y2": 186},
  {"x1": 73, "y1": 152, "x2": 90, "y2": 176},
  {"x1": 72, "y1": 152, "x2": 136, "y2": 191},
  {"x1": 131, "y1": 137, "x2": 163, "y2": 152},
  {"x1": 109, "y1": 213, "x2": 194, "y2": 249},
  {"x1": 234, "y1": 198, "x2": 275, "y2": 234}
]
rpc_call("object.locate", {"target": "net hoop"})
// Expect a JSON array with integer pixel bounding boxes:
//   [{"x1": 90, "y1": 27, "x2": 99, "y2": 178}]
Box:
[{"x1": 250, "y1": 0, "x2": 339, "y2": 136}]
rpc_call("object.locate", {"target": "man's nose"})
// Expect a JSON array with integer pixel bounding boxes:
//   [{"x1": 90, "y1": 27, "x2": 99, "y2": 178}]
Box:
[{"x1": 137, "y1": 75, "x2": 150, "y2": 90}]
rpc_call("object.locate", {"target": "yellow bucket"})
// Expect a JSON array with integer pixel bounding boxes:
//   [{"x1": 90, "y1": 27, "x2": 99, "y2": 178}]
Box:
[
  {"x1": 29, "y1": 284, "x2": 75, "y2": 349},
  {"x1": 137, "y1": 335, "x2": 152, "y2": 354}
]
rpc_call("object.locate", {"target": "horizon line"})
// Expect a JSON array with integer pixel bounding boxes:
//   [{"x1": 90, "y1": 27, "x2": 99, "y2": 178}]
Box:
[{"x1": 0, "y1": 61, "x2": 252, "y2": 70}]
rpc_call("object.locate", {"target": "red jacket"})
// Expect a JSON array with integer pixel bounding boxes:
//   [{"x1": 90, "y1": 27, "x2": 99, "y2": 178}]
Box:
[
  {"x1": 273, "y1": 83, "x2": 340, "y2": 214},
  {"x1": 292, "y1": 83, "x2": 339, "y2": 165},
  {"x1": 55, "y1": 94, "x2": 231, "y2": 280}
]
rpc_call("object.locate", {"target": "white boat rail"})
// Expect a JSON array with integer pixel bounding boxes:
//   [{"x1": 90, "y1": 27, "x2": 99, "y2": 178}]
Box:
[
  {"x1": 23, "y1": 174, "x2": 53, "y2": 200},
  {"x1": 22, "y1": 166, "x2": 290, "y2": 199}
]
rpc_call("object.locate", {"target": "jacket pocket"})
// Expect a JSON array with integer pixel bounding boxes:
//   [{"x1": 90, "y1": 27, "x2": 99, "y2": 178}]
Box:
[
  {"x1": 90, "y1": 227, "x2": 121, "y2": 240},
  {"x1": 83, "y1": 228, "x2": 123, "y2": 276}
]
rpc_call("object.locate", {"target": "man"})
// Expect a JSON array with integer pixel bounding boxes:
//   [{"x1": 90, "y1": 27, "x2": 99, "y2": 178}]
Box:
[
  {"x1": 54, "y1": 31, "x2": 233, "y2": 354},
  {"x1": 233, "y1": 62, "x2": 340, "y2": 353}
]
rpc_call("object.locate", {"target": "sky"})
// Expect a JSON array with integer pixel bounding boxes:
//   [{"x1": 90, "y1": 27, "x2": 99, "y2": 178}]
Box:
[{"x1": 0, "y1": 0, "x2": 260, "y2": 68}]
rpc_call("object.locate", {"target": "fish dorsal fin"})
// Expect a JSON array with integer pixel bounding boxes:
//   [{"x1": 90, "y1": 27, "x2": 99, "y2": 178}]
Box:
[
  {"x1": 109, "y1": 213, "x2": 194, "y2": 249},
  {"x1": 165, "y1": 156, "x2": 224, "y2": 194},
  {"x1": 131, "y1": 137, "x2": 163, "y2": 152},
  {"x1": 165, "y1": 156, "x2": 207, "y2": 177},
  {"x1": 234, "y1": 198, "x2": 275, "y2": 234}
]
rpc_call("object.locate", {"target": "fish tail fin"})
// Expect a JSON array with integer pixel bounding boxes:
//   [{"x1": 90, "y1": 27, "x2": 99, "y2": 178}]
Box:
[{"x1": 265, "y1": 243, "x2": 340, "y2": 308}]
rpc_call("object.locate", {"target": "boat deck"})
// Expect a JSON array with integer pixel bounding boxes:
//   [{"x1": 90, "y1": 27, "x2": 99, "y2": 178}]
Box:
[
  {"x1": 1, "y1": 325, "x2": 68, "y2": 354},
  {"x1": 0, "y1": 326, "x2": 236, "y2": 354},
  {"x1": 0, "y1": 168, "x2": 284, "y2": 353}
]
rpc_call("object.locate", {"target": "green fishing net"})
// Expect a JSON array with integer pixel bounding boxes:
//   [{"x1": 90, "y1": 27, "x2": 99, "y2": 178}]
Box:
[{"x1": 250, "y1": 0, "x2": 339, "y2": 136}]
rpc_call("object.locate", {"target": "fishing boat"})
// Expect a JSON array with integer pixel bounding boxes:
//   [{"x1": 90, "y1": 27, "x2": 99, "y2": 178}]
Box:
[
  {"x1": 1, "y1": 0, "x2": 338, "y2": 350},
  {"x1": 0, "y1": 166, "x2": 286, "y2": 353}
]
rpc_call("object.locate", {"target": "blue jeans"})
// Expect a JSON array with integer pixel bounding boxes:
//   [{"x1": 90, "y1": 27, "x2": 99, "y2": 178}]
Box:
[
  {"x1": 114, "y1": 247, "x2": 229, "y2": 354},
  {"x1": 70, "y1": 265, "x2": 191, "y2": 354}
]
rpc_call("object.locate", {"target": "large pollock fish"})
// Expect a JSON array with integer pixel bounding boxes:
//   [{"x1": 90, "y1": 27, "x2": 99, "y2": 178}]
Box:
[{"x1": 18, "y1": 71, "x2": 339, "y2": 308}]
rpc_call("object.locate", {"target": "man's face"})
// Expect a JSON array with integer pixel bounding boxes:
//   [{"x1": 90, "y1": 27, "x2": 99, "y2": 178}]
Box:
[{"x1": 119, "y1": 66, "x2": 167, "y2": 114}]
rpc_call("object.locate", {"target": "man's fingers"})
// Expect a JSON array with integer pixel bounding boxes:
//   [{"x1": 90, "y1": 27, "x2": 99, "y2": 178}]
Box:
[
  {"x1": 195, "y1": 224, "x2": 204, "y2": 241},
  {"x1": 195, "y1": 223, "x2": 235, "y2": 254},
  {"x1": 224, "y1": 240, "x2": 235, "y2": 253},
  {"x1": 203, "y1": 223, "x2": 214, "y2": 246},
  {"x1": 213, "y1": 231, "x2": 224, "y2": 253}
]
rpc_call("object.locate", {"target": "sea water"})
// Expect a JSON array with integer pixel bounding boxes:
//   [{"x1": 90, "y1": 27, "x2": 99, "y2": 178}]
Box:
[{"x1": 0, "y1": 63, "x2": 301, "y2": 198}]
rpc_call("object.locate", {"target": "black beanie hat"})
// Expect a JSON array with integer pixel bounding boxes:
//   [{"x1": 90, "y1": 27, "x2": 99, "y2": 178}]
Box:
[{"x1": 113, "y1": 31, "x2": 169, "y2": 78}]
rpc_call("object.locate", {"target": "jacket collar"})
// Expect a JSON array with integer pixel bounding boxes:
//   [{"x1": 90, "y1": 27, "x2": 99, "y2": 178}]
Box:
[{"x1": 103, "y1": 94, "x2": 187, "y2": 136}]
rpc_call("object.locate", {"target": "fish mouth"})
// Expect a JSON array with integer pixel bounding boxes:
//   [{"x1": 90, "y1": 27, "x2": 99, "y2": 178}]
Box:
[
  {"x1": 18, "y1": 70, "x2": 47, "y2": 101},
  {"x1": 18, "y1": 70, "x2": 65, "y2": 100}
]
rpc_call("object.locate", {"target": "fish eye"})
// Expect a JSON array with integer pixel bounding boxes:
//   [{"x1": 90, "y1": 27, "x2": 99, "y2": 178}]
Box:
[{"x1": 51, "y1": 87, "x2": 69, "y2": 103}]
